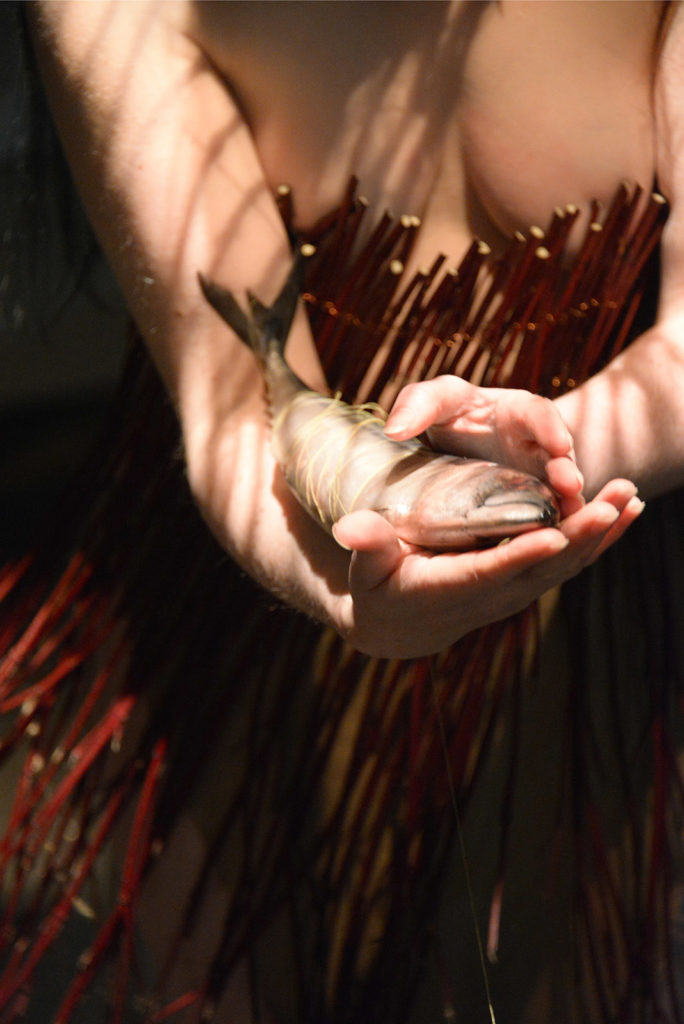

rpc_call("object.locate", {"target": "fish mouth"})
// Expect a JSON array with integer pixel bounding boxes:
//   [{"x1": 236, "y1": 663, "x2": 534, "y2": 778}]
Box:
[{"x1": 465, "y1": 485, "x2": 560, "y2": 537}]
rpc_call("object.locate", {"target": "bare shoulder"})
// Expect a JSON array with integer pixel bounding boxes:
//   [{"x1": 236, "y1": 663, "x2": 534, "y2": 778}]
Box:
[{"x1": 28, "y1": 1, "x2": 200, "y2": 106}]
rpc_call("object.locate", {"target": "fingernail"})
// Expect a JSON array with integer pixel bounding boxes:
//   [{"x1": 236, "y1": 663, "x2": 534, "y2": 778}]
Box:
[
  {"x1": 596, "y1": 504, "x2": 620, "y2": 528},
  {"x1": 628, "y1": 496, "x2": 646, "y2": 515},
  {"x1": 551, "y1": 532, "x2": 570, "y2": 552},
  {"x1": 384, "y1": 419, "x2": 408, "y2": 437},
  {"x1": 332, "y1": 524, "x2": 352, "y2": 551}
]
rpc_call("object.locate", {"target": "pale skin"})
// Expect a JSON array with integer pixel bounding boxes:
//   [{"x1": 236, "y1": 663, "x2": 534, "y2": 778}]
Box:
[{"x1": 28, "y1": 0, "x2": 683, "y2": 660}]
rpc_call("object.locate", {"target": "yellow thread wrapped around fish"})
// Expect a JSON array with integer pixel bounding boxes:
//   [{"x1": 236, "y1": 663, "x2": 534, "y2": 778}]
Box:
[{"x1": 199, "y1": 256, "x2": 559, "y2": 550}]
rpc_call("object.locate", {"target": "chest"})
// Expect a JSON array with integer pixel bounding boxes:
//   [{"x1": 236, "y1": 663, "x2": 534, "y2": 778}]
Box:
[{"x1": 192, "y1": 1, "x2": 660, "y2": 260}]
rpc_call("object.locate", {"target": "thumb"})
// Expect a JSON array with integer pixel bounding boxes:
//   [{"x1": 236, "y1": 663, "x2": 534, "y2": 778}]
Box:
[{"x1": 333, "y1": 510, "x2": 406, "y2": 591}]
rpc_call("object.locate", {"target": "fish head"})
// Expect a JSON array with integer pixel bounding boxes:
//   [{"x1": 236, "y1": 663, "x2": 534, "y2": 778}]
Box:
[{"x1": 389, "y1": 461, "x2": 560, "y2": 550}]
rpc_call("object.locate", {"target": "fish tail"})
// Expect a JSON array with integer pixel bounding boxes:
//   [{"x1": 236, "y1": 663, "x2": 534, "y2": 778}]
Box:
[{"x1": 198, "y1": 250, "x2": 305, "y2": 361}]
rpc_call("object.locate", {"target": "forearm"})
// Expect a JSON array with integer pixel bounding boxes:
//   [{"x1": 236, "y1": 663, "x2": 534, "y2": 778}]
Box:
[
  {"x1": 180, "y1": 344, "x2": 352, "y2": 626},
  {"x1": 555, "y1": 321, "x2": 684, "y2": 500}
]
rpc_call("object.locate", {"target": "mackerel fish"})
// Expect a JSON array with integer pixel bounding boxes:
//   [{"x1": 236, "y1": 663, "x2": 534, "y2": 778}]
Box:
[{"x1": 199, "y1": 256, "x2": 560, "y2": 550}]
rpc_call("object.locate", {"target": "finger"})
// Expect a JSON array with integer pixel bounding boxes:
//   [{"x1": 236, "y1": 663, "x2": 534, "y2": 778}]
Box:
[
  {"x1": 560, "y1": 499, "x2": 620, "y2": 542},
  {"x1": 592, "y1": 478, "x2": 638, "y2": 508},
  {"x1": 557, "y1": 492, "x2": 586, "y2": 519},
  {"x1": 548, "y1": 495, "x2": 633, "y2": 572},
  {"x1": 587, "y1": 494, "x2": 644, "y2": 562},
  {"x1": 384, "y1": 377, "x2": 475, "y2": 440},
  {"x1": 500, "y1": 502, "x2": 618, "y2": 598},
  {"x1": 559, "y1": 480, "x2": 636, "y2": 536},
  {"x1": 432, "y1": 528, "x2": 570, "y2": 589},
  {"x1": 333, "y1": 510, "x2": 409, "y2": 591},
  {"x1": 498, "y1": 392, "x2": 574, "y2": 460},
  {"x1": 514, "y1": 491, "x2": 642, "y2": 596},
  {"x1": 545, "y1": 455, "x2": 584, "y2": 504}
]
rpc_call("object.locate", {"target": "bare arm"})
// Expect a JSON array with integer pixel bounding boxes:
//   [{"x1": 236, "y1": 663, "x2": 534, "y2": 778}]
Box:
[
  {"x1": 29, "y1": 0, "x2": 641, "y2": 659},
  {"x1": 29, "y1": 0, "x2": 347, "y2": 610},
  {"x1": 554, "y1": 324, "x2": 684, "y2": 500},
  {"x1": 556, "y1": 3, "x2": 684, "y2": 501}
]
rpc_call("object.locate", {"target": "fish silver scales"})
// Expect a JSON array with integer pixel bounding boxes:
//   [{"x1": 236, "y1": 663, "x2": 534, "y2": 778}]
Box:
[{"x1": 199, "y1": 256, "x2": 560, "y2": 550}]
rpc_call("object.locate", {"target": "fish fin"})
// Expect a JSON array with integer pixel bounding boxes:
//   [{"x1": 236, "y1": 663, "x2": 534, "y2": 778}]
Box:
[
  {"x1": 247, "y1": 252, "x2": 304, "y2": 351},
  {"x1": 199, "y1": 251, "x2": 304, "y2": 359},
  {"x1": 198, "y1": 273, "x2": 256, "y2": 350}
]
